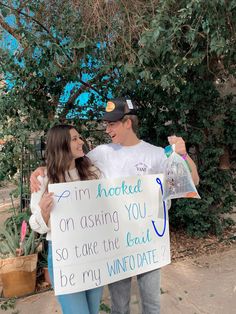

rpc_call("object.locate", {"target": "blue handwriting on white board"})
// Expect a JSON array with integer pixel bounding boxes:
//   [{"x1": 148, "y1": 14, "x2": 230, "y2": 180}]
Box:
[{"x1": 96, "y1": 179, "x2": 142, "y2": 198}]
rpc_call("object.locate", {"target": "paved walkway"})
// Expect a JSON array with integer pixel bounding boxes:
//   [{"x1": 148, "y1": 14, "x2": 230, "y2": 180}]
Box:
[{"x1": 1, "y1": 246, "x2": 235, "y2": 314}]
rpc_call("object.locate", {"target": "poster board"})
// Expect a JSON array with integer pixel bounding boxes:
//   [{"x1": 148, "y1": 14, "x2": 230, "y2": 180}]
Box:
[{"x1": 49, "y1": 174, "x2": 170, "y2": 295}]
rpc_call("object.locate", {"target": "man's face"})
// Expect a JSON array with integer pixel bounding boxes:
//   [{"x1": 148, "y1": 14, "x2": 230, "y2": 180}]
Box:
[{"x1": 105, "y1": 120, "x2": 128, "y2": 144}]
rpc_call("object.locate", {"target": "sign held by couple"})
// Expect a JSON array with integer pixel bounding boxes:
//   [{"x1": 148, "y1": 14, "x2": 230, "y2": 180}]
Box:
[{"x1": 49, "y1": 174, "x2": 171, "y2": 295}]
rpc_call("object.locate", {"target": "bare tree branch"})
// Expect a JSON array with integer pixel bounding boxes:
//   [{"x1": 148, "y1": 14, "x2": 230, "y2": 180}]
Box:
[{"x1": 0, "y1": 12, "x2": 22, "y2": 42}]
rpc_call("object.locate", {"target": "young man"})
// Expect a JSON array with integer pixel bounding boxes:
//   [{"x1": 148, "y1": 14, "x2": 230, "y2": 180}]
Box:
[{"x1": 31, "y1": 98, "x2": 199, "y2": 313}]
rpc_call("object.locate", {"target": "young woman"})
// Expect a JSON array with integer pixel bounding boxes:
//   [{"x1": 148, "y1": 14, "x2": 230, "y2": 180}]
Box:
[{"x1": 29, "y1": 124, "x2": 103, "y2": 314}]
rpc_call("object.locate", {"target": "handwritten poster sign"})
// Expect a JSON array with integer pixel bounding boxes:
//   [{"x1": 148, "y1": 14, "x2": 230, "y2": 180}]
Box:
[{"x1": 49, "y1": 174, "x2": 171, "y2": 296}]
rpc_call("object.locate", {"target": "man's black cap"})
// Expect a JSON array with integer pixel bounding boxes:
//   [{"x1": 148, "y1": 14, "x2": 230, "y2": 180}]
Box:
[{"x1": 103, "y1": 97, "x2": 137, "y2": 122}]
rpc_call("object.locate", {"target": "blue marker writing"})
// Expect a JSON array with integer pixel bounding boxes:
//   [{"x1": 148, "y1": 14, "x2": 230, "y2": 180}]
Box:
[
  {"x1": 152, "y1": 178, "x2": 167, "y2": 237},
  {"x1": 54, "y1": 190, "x2": 70, "y2": 203}
]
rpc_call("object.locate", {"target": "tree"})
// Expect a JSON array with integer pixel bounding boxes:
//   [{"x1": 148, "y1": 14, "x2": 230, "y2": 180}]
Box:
[{"x1": 0, "y1": 0, "x2": 235, "y2": 236}]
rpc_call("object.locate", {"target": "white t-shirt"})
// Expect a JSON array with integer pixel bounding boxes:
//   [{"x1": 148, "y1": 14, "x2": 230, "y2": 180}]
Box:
[
  {"x1": 87, "y1": 140, "x2": 167, "y2": 179},
  {"x1": 87, "y1": 140, "x2": 171, "y2": 209}
]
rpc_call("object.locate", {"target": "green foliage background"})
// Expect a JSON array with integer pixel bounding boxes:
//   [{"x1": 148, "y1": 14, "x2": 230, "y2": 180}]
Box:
[{"x1": 0, "y1": 0, "x2": 235, "y2": 236}]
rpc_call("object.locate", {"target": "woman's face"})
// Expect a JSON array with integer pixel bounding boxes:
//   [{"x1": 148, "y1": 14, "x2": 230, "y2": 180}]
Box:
[{"x1": 69, "y1": 128, "x2": 85, "y2": 159}]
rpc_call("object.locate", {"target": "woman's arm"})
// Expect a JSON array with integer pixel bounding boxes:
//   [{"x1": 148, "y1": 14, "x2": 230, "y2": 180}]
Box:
[{"x1": 29, "y1": 175, "x2": 53, "y2": 234}]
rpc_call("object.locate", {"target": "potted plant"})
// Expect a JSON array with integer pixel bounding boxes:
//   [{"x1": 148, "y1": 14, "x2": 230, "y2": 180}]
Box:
[{"x1": 0, "y1": 220, "x2": 42, "y2": 298}]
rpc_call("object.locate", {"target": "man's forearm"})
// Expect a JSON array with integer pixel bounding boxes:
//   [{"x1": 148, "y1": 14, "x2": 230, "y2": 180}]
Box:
[{"x1": 186, "y1": 155, "x2": 200, "y2": 186}]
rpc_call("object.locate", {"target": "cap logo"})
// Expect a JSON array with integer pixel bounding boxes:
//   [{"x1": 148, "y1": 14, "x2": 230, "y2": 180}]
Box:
[{"x1": 106, "y1": 101, "x2": 115, "y2": 112}]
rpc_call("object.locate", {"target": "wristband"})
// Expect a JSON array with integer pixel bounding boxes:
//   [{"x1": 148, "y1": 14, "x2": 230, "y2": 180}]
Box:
[{"x1": 181, "y1": 153, "x2": 188, "y2": 160}]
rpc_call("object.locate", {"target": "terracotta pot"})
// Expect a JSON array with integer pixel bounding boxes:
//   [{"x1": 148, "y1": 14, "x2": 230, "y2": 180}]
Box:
[{"x1": 0, "y1": 254, "x2": 38, "y2": 298}]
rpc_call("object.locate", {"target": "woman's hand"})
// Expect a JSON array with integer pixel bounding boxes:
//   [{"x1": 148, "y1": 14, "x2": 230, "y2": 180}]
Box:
[{"x1": 39, "y1": 192, "x2": 54, "y2": 225}]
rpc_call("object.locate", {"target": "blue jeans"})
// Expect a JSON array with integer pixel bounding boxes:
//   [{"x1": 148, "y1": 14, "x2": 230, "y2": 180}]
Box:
[
  {"x1": 108, "y1": 269, "x2": 161, "y2": 314},
  {"x1": 48, "y1": 242, "x2": 103, "y2": 314}
]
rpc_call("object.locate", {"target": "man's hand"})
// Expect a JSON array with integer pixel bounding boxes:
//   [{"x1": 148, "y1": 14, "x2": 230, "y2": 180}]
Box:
[
  {"x1": 167, "y1": 135, "x2": 200, "y2": 186},
  {"x1": 168, "y1": 135, "x2": 186, "y2": 156},
  {"x1": 30, "y1": 167, "x2": 46, "y2": 192}
]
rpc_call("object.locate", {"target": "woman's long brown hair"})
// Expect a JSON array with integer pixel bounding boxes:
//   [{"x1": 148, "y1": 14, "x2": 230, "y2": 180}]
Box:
[{"x1": 45, "y1": 125, "x2": 99, "y2": 183}]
